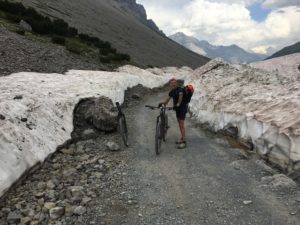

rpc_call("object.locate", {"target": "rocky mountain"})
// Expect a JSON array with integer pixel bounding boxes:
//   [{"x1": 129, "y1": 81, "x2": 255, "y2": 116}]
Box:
[
  {"x1": 113, "y1": 0, "x2": 164, "y2": 35},
  {"x1": 14, "y1": 0, "x2": 209, "y2": 68},
  {"x1": 266, "y1": 41, "x2": 300, "y2": 60},
  {"x1": 169, "y1": 32, "x2": 266, "y2": 64}
]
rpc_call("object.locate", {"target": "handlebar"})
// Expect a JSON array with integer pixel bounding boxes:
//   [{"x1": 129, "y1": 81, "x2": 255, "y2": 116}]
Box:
[{"x1": 145, "y1": 105, "x2": 173, "y2": 110}]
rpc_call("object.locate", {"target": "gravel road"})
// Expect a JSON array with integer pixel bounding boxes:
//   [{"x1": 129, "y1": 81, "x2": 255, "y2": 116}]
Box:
[{"x1": 105, "y1": 92, "x2": 300, "y2": 225}]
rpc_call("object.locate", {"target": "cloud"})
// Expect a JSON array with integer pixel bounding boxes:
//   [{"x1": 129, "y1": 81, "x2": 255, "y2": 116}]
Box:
[
  {"x1": 138, "y1": 0, "x2": 300, "y2": 53},
  {"x1": 207, "y1": 0, "x2": 262, "y2": 6},
  {"x1": 262, "y1": 0, "x2": 300, "y2": 9}
]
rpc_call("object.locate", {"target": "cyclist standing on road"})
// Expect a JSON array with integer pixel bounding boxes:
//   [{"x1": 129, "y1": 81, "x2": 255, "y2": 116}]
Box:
[{"x1": 159, "y1": 78, "x2": 188, "y2": 149}]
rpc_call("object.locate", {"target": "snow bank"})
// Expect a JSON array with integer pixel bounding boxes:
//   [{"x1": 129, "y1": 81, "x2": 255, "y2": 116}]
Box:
[
  {"x1": 1, "y1": 61, "x2": 299, "y2": 197},
  {"x1": 250, "y1": 53, "x2": 300, "y2": 81},
  {"x1": 189, "y1": 59, "x2": 300, "y2": 171},
  {"x1": 0, "y1": 67, "x2": 188, "y2": 197}
]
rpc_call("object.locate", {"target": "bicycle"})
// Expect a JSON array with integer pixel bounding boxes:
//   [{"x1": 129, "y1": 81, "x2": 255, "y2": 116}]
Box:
[
  {"x1": 145, "y1": 105, "x2": 173, "y2": 155},
  {"x1": 116, "y1": 102, "x2": 129, "y2": 147}
]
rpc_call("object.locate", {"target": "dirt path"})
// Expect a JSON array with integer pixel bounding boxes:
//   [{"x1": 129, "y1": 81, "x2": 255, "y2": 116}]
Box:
[{"x1": 121, "y1": 93, "x2": 300, "y2": 225}]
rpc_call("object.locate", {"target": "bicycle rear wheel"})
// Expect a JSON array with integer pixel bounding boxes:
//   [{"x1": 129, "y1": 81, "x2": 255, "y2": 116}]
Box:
[
  {"x1": 118, "y1": 115, "x2": 129, "y2": 147},
  {"x1": 155, "y1": 118, "x2": 163, "y2": 155}
]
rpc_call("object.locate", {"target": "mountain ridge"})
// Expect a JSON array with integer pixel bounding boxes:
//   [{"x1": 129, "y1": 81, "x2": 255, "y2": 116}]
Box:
[
  {"x1": 266, "y1": 41, "x2": 300, "y2": 60},
  {"x1": 169, "y1": 32, "x2": 267, "y2": 64},
  {"x1": 14, "y1": 0, "x2": 209, "y2": 68}
]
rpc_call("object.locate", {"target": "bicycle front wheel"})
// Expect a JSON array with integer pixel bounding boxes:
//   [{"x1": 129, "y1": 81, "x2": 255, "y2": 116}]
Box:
[
  {"x1": 163, "y1": 114, "x2": 168, "y2": 142},
  {"x1": 119, "y1": 115, "x2": 129, "y2": 147},
  {"x1": 155, "y1": 118, "x2": 162, "y2": 155}
]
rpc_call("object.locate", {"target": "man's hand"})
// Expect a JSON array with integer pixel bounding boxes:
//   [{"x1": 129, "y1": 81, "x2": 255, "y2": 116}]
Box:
[
  {"x1": 158, "y1": 103, "x2": 163, "y2": 108},
  {"x1": 173, "y1": 103, "x2": 180, "y2": 111}
]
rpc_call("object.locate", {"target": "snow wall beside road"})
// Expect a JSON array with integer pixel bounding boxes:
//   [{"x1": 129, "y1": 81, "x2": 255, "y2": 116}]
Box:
[{"x1": 0, "y1": 67, "x2": 189, "y2": 197}]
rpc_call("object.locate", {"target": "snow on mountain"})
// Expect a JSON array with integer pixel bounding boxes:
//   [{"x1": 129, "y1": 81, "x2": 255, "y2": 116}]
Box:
[
  {"x1": 251, "y1": 53, "x2": 300, "y2": 81},
  {"x1": 1, "y1": 62, "x2": 299, "y2": 196},
  {"x1": 169, "y1": 32, "x2": 267, "y2": 64}
]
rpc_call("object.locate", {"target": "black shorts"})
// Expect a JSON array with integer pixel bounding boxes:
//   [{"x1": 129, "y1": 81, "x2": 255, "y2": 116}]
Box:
[{"x1": 176, "y1": 105, "x2": 188, "y2": 120}]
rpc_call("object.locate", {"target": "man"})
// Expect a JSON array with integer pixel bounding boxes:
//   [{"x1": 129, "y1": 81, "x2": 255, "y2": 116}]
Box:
[{"x1": 159, "y1": 78, "x2": 188, "y2": 149}]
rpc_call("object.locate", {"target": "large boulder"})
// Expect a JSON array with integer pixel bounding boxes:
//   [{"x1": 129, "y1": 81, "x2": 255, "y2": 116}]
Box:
[
  {"x1": 91, "y1": 97, "x2": 118, "y2": 132},
  {"x1": 73, "y1": 96, "x2": 118, "y2": 138}
]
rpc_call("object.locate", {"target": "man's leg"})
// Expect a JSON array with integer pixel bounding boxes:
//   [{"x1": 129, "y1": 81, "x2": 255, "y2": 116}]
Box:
[
  {"x1": 177, "y1": 119, "x2": 186, "y2": 149},
  {"x1": 176, "y1": 117, "x2": 183, "y2": 143},
  {"x1": 178, "y1": 119, "x2": 186, "y2": 142},
  {"x1": 177, "y1": 106, "x2": 187, "y2": 149}
]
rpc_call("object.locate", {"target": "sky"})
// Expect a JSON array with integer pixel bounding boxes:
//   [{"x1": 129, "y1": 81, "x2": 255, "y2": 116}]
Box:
[{"x1": 137, "y1": 0, "x2": 300, "y2": 54}]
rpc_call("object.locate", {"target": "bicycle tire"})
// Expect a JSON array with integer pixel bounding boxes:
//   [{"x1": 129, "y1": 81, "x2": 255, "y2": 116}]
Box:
[
  {"x1": 163, "y1": 114, "x2": 168, "y2": 142},
  {"x1": 119, "y1": 115, "x2": 129, "y2": 147},
  {"x1": 155, "y1": 118, "x2": 162, "y2": 155}
]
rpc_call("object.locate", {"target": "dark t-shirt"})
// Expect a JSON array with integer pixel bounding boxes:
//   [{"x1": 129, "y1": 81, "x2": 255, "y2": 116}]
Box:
[{"x1": 169, "y1": 87, "x2": 185, "y2": 106}]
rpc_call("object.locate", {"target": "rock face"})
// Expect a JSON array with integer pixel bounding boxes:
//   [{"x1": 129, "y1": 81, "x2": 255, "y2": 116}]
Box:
[{"x1": 113, "y1": 0, "x2": 164, "y2": 35}]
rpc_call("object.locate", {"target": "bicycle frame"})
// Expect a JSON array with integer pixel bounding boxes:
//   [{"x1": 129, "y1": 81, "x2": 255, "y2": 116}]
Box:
[
  {"x1": 116, "y1": 102, "x2": 123, "y2": 117},
  {"x1": 146, "y1": 105, "x2": 173, "y2": 154},
  {"x1": 157, "y1": 107, "x2": 166, "y2": 123}
]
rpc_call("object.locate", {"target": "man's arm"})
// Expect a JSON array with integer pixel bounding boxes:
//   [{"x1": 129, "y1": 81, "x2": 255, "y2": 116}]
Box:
[
  {"x1": 160, "y1": 96, "x2": 171, "y2": 106},
  {"x1": 176, "y1": 92, "x2": 183, "y2": 107}
]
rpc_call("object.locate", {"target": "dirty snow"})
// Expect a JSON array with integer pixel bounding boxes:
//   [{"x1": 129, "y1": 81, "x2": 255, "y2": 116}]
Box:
[
  {"x1": 250, "y1": 53, "x2": 300, "y2": 81},
  {"x1": 188, "y1": 59, "x2": 300, "y2": 171}
]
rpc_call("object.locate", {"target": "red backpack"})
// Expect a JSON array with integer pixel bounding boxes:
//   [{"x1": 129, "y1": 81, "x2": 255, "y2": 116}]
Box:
[{"x1": 182, "y1": 84, "x2": 194, "y2": 104}]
